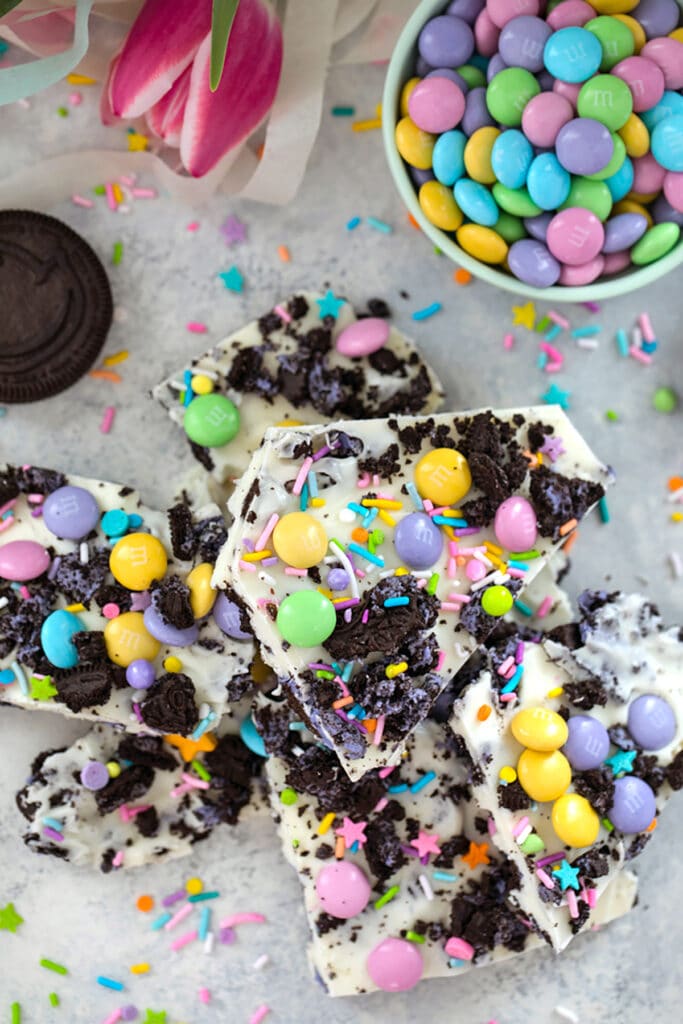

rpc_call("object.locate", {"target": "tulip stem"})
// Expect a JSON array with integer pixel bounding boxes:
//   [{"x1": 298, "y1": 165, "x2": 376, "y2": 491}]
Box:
[{"x1": 210, "y1": 0, "x2": 241, "y2": 92}]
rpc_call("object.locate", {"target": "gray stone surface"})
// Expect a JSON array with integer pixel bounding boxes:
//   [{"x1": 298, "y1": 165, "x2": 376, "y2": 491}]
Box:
[{"x1": 0, "y1": 62, "x2": 681, "y2": 1022}]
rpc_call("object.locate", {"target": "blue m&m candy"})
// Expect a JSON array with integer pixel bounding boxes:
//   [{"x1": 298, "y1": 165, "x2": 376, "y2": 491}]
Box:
[
  {"x1": 41, "y1": 609, "x2": 85, "y2": 669},
  {"x1": 527, "y1": 153, "x2": 571, "y2": 211},
  {"x1": 544, "y1": 27, "x2": 603, "y2": 84},
  {"x1": 432, "y1": 129, "x2": 467, "y2": 186},
  {"x1": 454, "y1": 178, "x2": 499, "y2": 226},
  {"x1": 491, "y1": 130, "x2": 533, "y2": 190},
  {"x1": 605, "y1": 154, "x2": 634, "y2": 201}
]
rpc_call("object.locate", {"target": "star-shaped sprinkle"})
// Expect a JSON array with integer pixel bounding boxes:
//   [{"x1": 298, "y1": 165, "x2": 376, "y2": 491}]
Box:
[
  {"x1": 411, "y1": 830, "x2": 442, "y2": 859},
  {"x1": 30, "y1": 674, "x2": 57, "y2": 701},
  {"x1": 540, "y1": 435, "x2": 567, "y2": 463},
  {"x1": 335, "y1": 817, "x2": 368, "y2": 848},
  {"x1": 144, "y1": 1011, "x2": 167, "y2": 1024},
  {"x1": 127, "y1": 132, "x2": 149, "y2": 152},
  {"x1": 219, "y1": 266, "x2": 244, "y2": 293},
  {"x1": 462, "y1": 840, "x2": 490, "y2": 870},
  {"x1": 542, "y1": 383, "x2": 570, "y2": 410},
  {"x1": 220, "y1": 214, "x2": 247, "y2": 245},
  {"x1": 511, "y1": 301, "x2": 536, "y2": 329},
  {"x1": 0, "y1": 903, "x2": 23, "y2": 933},
  {"x1": 316, "y1": 290, "x2": 345, "y2": 321},
  {"x1": 164, "y1": 732, "x2": 217, "y2": 762},
  {"x1": 553, "y1": 858, "x2": 580, "y2": 891},
  {"x1": 605, "y1": 749, "x2": 637, "y2": 776}
]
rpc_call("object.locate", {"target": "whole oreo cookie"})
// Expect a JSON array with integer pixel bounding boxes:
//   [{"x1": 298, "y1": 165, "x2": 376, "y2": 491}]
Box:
[{"x1": 0, "y1": 210, "x2": 112, "y2": 402}]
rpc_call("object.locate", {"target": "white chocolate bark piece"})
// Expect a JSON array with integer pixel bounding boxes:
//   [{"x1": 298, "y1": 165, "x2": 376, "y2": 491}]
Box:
[
  {"x1": 215, "y1": 405, "x2": 610, "y2": 780},
  {"x1": 262, "y1": 710, "x2": 637, "y2": 997},
  {"x1": 0, "y1": 464, "x2": 254, "y2": 734},
  {"x1": 451, "y1": 591, "x2": 683, "y2": 952},
  {"x1": 152, "y1": 291, "x2": 444, "y2": 489},
  {"x1": 16, "y1": 702, "x2": 265, "y2": 873}
]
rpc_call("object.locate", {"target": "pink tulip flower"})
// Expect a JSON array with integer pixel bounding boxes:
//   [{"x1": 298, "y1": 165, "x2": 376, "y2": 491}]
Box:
[{"x1": 102, "y1": 0, "x2": 283, "y2": 177}]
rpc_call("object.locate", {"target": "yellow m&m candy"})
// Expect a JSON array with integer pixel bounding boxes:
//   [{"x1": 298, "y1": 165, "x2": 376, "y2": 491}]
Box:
[
  {"x1": 104, "y1": 611, "x2": 161, "y2": 667},
  {"x1": 511, "y1": 707, "x2": 569, "y2": 752},
  {"x1": 273, "y1": 512, "x2": 327, "y2": 569},
  {"x1": 551, "y1": 793, "x2": 600, "y2": 848},
  {"x1": 586, "y1": 0, "x2": 638, "y2": 13},
  {"x1": 414, "y1": 448, "x2": 472, "y2": 506},
  {"x1": 456, "y1": 224, "x2": 509, "y2": 264},
  {"x1": 419, "y1": 181, "x2": 463, "y2": 231},
  {"x1": 109, "y1": 533, "x2": 167, "y2": 591},
  {"x1": 400, "y1": 77, "x2": 420, "y2": 117},
  {"x1": 517, "y1": 748, "x2": 571, "y2": 803},
  {"x1": 186, "y1": 562, "x2": 216, "y2": 619},
  {"x1": 464, "y1": 126, "x2": 500, "y2": 185},
  {"x1": 612, "y1": 14, "x2": 646, "y2": 52},
  {"x1": 395, "y1": 116, "x2": 436, "y2": 170},
  {"x1": 618, "y1": 113, "x2": 649, "y2": 158}
]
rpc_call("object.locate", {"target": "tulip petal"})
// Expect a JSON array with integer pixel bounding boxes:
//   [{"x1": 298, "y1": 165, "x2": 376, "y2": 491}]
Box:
[
  {"x1": 180, "y1": 0, "x2": 283, "y2": 178},
  {"x1": 2, "y1": 7, "x2": 76, "y2": 56},
  {"x1": 146, "y1": 64, "x2": 191, "y2": 147},
  {"x1": 100, "y1": 48, "x2": 120, "y2": 126},
  {"x1": 109, "y1": 0, "x2": 211, "y2": 119}
]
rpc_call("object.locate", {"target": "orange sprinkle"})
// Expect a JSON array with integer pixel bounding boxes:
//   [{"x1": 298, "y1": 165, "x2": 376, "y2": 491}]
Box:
[
  {"x1": 136, "y1": 894, "x2": 154, "y2": 913},
  {"x1": 477, "y1": 705, "x2": 492, "y2": 721},
  {"x1": 562, "y1": 529, "x2": 579, "y2": 555},
  {"x1": 456, "y1": 555, "x2": 467, "y2": 566},
  {"x1": 332, "y1": 696, "x2": 354, "y2": 709},
  {"x1": 364, "y1": 718, "x2": 377, "y2": 733},
  {"x1": 89, "y1": 370, "x2": 122, "y2": 382},
  {"x1": 256, "y1": 142, "x2": 265, "y2": 160},
  {"x1": 335, "y1": 835, "x2": 345, "y2": 859},
  {"x1": 407, "y1": 213, "x2": 420, "y2": 230},
  {"x1": 351, "y1": 527, "x2": 369, "y2": 543},
  {"x1": 668, "y1": 476, "x2": 683, "y2": 492},
  {"x1": 646, "y1": 818, "x2": 657, "y2": 832},
  {"x1": 112, "y1": 183, "x2": 124, "y2": 204},
  {"x1": 277, "y1": 245, "x2": 290, "y2": 262},
  {"x1": 559, "y1": 517, "x2": 578, "y2": 537},
  {"x1": 454, "y1": 268, "x2": 472, "y2": 285}
]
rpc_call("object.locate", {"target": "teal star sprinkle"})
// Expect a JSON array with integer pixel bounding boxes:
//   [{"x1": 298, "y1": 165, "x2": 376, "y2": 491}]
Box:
[
  {"x1": 218, "y1": 266, "x2": 244, "y2": 293},
  {"x1": 605, "y1": 749, "x2": 637, "y2": 776},
  {"x1": 316, "y1": 290, "x2": 345, "y2": 320},
  {"x1": 542, "y1": 383, "x2": 571, "y2": 409},
  {"x1": 553, "y1": 859, "x2": 580, "y2": 892},
  {"x1": 0, "y1": 903, "x2": 24, "y2": 933}
]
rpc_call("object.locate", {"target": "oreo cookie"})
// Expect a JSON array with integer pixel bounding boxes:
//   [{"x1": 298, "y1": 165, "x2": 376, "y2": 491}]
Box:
[{"x1": 0, "y1": 210, "x2": 112, "y2": 402}]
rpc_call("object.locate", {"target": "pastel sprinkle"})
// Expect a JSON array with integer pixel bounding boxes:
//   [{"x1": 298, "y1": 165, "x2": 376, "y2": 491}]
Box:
[
  {"x1": 249, "y1": 1006, "x2": 271, "y2": 1024},
  {"x1": 100, "y1": 406, "x2": 116, "y2": 434},
  {"x1": 331, "y1": 105, "x2": 355, "y2": 116},
  {"x1": 347, "y1": 216, "x2": 361, "y2": 230},
  {"x1": 366, "y1": 216, "x2": 392, "y2": 234},
  {"x1": 112, "y1": 241, "x2": 123, "y2": 265},
  {"x1": 40, "y1": 959, "x2": 68, "y2": 975},
  {"x1": 97, "y1": 977, "x2": 124, "y2": 991},
  {"x1": 412, "y1": 302, "x2": 442, "y2": 321}
]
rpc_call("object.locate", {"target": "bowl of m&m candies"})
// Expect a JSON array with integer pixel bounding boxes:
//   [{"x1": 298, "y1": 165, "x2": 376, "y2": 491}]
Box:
[{"x1": 383, "y1": 0, "x2": 683, "y2": 300}]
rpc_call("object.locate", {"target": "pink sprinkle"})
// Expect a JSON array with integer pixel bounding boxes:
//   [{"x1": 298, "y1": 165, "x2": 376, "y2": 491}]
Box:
[
  {"x1": 586, "y1": 887, "x2": 597, "y2": 909},
  {"x1": 119, "y1": 174, "x2": 136, "y2": 186},
  {"x1": 165, "y1": 903, "x2": 193, "y2": 931},
  {"x1": 119, "y1": 804, "x2": 151, "y2": 823},
  {"x1": 102, "y1": 602, "x2": 120, "y2": 619},
  {"x1": 284, "y1": 567, "x2": 307, "y2": 576},
  {"x1": 292, "y1": 457, "x2": 313, "y2": 496},
  {"x1": 487, "y1": 817, "x2": 496, "y2": 837},
  {"x1": 43, "y1": 827, "x2": 64, "y2": 842},
  {"x1": 500, "y1": 693, "x2": 517, "y2": 704},
  {"x1": 372, "y1": 475, "x2": 381, "y2": 487},
  {"x1": 112, "y1": 850, "x2": 124, "y2": 867},
  {"x1": 100, "y1": 406, "x2": 116, "y2": 434},
  {"x1": 220, "y1": 912, "x2": 266, "y2": 928},
  {"x1": 187, "y1": 221, "x2": 200, "y2": 231},
  {"x1": 355, "y1": 568, "x2": 366, "y2": 580},
  {"x1": 378, "y1": 766, "x2": 395, "y2": 779},
  {"x1": 131, "y1": 187, "x2": 157, "y2": 198},
  {"x1": 566, "y1": 889, "x2": 579, "y2": 919},
  {"x1": 512, "y1": 816, "x2": 530, "y2": 838},
  {"x1": 445, "y1": 936, "x2": 474, "y2": 961},
  {"x1": 504, "y1": 663, "x2": 516, "y2": 679},
  {"x1": 545, "y1": 361, "x2": 564, "y2": 373},
  {"x1": 536, "y1": 595, "x2": 553, "y2": 619},
  {"x1": 423, "y1": 499, "x2": 434, "y2": 513},
  {"x1": 239, "y1": 560, "x2": 258, "y2": 573},
  {"x1": 540, "y1": 342, "x2": 563, "y2": 362},
  {"x1": 198, "y1": 988, "x2": 211, "y2": 1004},
  {"x1": 497, "y1": 655, "x2": 514, "y2": 677},
  {"x1": 417, "y1": 578, "x2": 427, "y2": 589},
  {"x1": 536, "y1": 868, "x2": 555, "y2": 889},
  {"x1": 249, "y1": 1006, "x2": 271, "y2": 1024},
  {"x1": 373, "y1": 714, "x2": 386, "y2": 746},
  {"x1": 181, "y1": 771, "x2": 210, "y2": 790},
  {"x1": 132, "y1": 702, "x2": 143, "y2": 723},
  {"x1": 356, "y1": 472, "x2": 371, "y2": 489},
  {"x1": 443, "y1": 594, "x2": 470, "y2": 605},
  {"x1": 436, "y1": 650, "x2": 446, "y2": 672},
  {"x1": 507, "y1": 569, "x2": 525, "y2": 579},
  {"x1": 639, "y1": 312, "x2": 655, "y2": 342},
  {"x1": 72, "y1": 194, "x2": 93, "y2": 208},
  {"x1": 105, "y1": 182, "x2": 117, "y2": 210},
  {"x1": 503, "y1": 332, "x2": 514, "y2": 350},
  {"x1": 548, "y1": 310, "x2": 570, "y2": 329},
  {"x1": 361, "y1": 609, "x2": 369, "y2": 624},
  {"x1": 373, "y1": 796, "x2": 388, "y2": 813},
  {"x1": 255, "y1": 513, "x2": 279, "y2": 551},
  {"x1": 274, "y1": 304, "x2": 292, "y2": 323},
  {"x1": 629, "y1": 344, "x2": 652, "y2": 365},
  {"x1": 171, "y1": 928, "x2": 198, "y2": 951},
  {"x1": 186, "y1": 321, "x2": 208, "y2": 333},
  {"x1": 101, "y1": 1011, "x2": 122, "y2": 1024},
  {"x1": 256, "y1": 597, "x2": 274, "y2": 609},
  {"x1": 447, "y1": 556, "x2": 457, "y2": 578},
  {"x1": 68, "y1": 91, "x2": 82, "y2": 105},
  {"x1": 19, "y1": 585, "x2": 30, "y2": 600}
]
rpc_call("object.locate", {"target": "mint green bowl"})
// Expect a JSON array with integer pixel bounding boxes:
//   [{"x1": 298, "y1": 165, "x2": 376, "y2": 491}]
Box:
[{"x1": 382, "y1": 0, "x2": 683, "y2": 303}]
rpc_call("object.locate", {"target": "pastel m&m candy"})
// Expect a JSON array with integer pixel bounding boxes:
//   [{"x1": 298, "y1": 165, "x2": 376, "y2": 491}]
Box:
[
  {"x1": 316, "y1": 862, "x2": 371, "y2": 919},
  {"x1": 414, "y1": 448, "x2": 472, "y2": 505},
  {"x1": 110, "y1": 532, "x2": 167, "y2": 591},
  {"x1": 104, "y1": 611, "x2": 161, "y2": 667},
  {"x1": 511, "y1": 707, "x2": 569, "y2": 751},
  {"x1": 0, "y1": 539, "x2": 50, "y2": 581},
  {"x1": 556, "y1": 117, "x2": 615, "y2": 175},
  {"x1": 562, "y1": 714, "x2": 610, "y2": 768},
  {"x1": 551, "y1": 793, "x2": 600, "y2": 847},
  {"x1": 184, "y1": 393, "x2": 240, "y2": 448},
  {"x1": 186, "y1": 562, "x2": 217, "y2": 619},
  {"x1": 276, "y1": 590, "x2": 337, "y2": 647},
  {"x1": 394, "y1": 512, "x2": 444, "y2": 569},
  {"x1": 508, "y1": 239, "x2": 561, "y2": 286},
  {"x1": 366, "y1": 937, "x2": 423, "y2": 992},
  {"x1": 42, "y1": 485, "x2": 99, "y2": 540},
  {"x1": 408, "y1": 76, "x2": 466, "y2": 133},
  {"x1": 543, "y1": 26, "x2": 603, "y2": 81},
  {"x1": 336, "y1": 317, "x2": 389, "y2": 357},
  {"x1": 419, "y1": 181, "x2": 464, "y2": 230},
  {"x1": 522, "y1": 91, "x2": 574, "y2": 146},
  {"x1": 627, "y1": 693, "x2": 676, "y2": 749},
  {"x1": 547, "y1": 206, "x2": 605, "y2": 263},
  {"x1": 608, "y1": 776, "x2": 656, "y2": 832},
  {"x1": 273, "y1": 512, "x2": 327, "y2": 569},
  {"x1": 41, "y1": 609, "x2": 85, "y2": 669},
  {"x1": 213, "y1": 592, "x2": 253, "y2": 640},
  {"x1": 493, "y1": 495, "x2": 537, "y2": 550},
  {"x1": 517, "y1": 748, "x2": 571, "y2": 802}
]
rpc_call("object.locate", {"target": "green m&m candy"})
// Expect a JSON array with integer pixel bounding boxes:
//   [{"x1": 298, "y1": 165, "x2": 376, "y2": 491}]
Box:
[
  {"x1": 481, "y1": 585, "x2": 514, "y2": 617},
  {"x1": 493, "y1": 212, "x2": 526, "y2": 244},
  {"x1": 486, "y1": 68, "x2": 540, "y2": 128},
  {"x1": 586, "y1": 133, "x2": 626, "y2": 182},
  {"x1": 585, "y1": 16, "x2": 634, "y2": 71},
  {"x1": 560, "y1": 178, "x2": 613, "y2": 221},
  {"x1": 183, "y1": 393, "x2": 240, "y2": 447},
  {"x1": 457, "y1": 64, "x2": 486, "y2": 90},
  {"x1": 631, "y1": 222, "x2": 681, "y2": 265},
  {"x1": 276, "y1": 590, "x2": 337, "y2": 647},
  {"x1": 577, "y1": 74, "x2": 633, "y2": 131},
  {"x1": 492, "y1": 183, "x2": 542, "y2": 218}
]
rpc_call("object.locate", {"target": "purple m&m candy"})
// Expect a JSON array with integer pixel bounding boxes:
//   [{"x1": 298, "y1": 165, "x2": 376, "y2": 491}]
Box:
[
  {"x1": 562, "y1": 714, "x2": 610, "y2": 770},
  {"x1": 125, "y1": 658, "x2": 156, "y2": 690},
  {"x1": 524, "y1": 213, "x2": 553, "y2": 241},
  {"x1": 394, "y1": 512, "x2": 443, "y2": 570},
  {"x1": 633, "y1": 0, "x2": 680, "y2": 39},
  {"x1": 336, "y1": 318, "x2": 389, "y2": 358},
  {"x1": 366, "y1": 937, "x2": 423, "y2": 992},
  {"x1": 447, "y1": 0, "x2": 485, "y2": 22},
  {"x1": 143, "y1": 605, "x2": 199, "y2": 648},
  {"x1": 499, "y1": 16, "x2": 552, "y2": 73},
  {"x1": 608, "y1": 776, "x2": 656, "y2": 833},
  {"x1": 327, "y1": 568, "x2": 349, "y2": 591},
  {"x1": 487, "y1": 52, "x2": 508, "y2": 82},
  {"x1": 42, "y1": 485, "x2": 99, "y2": 540},
  {"x1": 426, "y1": 68, "x2": 470, "y2": 93},
  {"x1": 652, "y1": 194, "x2": 683, "y2": 227},
  {"x1": 602, "y1": 213, "x2": 648, "y2": 253},
  {"x1": 316, "y1": 861, "x2": 371, "y2": 919},
  {"x1": 508, "y1": 239, "x2": 561, "y2": 287},
  {"x1": 213, "y1": 591, "x2": 253, "y2": 640},
  {"x1": 556, "y1": 118, "x2": 614, "y2": 175},
  {"x1": 81, "y1": 760, "x2": 109, "y2": 791},
  {"x1": 409, "y1": 167, "x2": 435, "y2": 188},
  {"x1": 627, "y1": 694, "x2": 677, "y2": 750},
  {"x1": 462, "y1": 86, "x2": 496, "y2": 136},
  {"x1": 493, "y1": 495, "x2": 537, "y2": 551},
  {"x1": 418, "y1": 15, "x2": 474, "y2": 68}
]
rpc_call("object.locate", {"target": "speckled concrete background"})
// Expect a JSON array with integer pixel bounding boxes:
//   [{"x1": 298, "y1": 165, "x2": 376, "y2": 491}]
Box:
[{"x1": 0, "y1": 60, "x2": 681, "y2": 1024}]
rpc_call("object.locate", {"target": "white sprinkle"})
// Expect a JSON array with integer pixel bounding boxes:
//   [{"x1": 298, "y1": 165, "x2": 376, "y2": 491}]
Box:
[
  {"x1": 668, "y1": 486, "x2": 683, "y2": 504},
  {"x1": 418, "y1": 873, "x2": 434, "y2": 901},
  {"x1": 516, "y1": 824, "x2": 532, "y2": 845},
  {"x1": 252, "y1": 954, "x2": 269, "y2": 971},
  {"x1": 576, "y1": 338, "x2": 598, "y2": 350},
  {"x1": 554, "y1": 1007, "x2": 579, "y2": 1023},
  {"x1": 338, "y1": 509, "x2": 355, "y2": 523},
  {"x1": 670, "y1": 552, "x2": 683, "y2": 579},
  {"x1": 203, "y1": 931, "x2": 214, "y2": 955},
  {"x1": 469, "y1": 570, "x2": 499, "y2": 592},
  {"x1": 258, "y1": 572, "x2": 276, "y2": 586},
  {"x1": 472, "y1": 550, "x2": 494, "y2": 569},
  {"x1": 198, "y1": 702, "x2": 210, "y2": 719},
  {"x1": 79, "y1": 541, "x2": 89, "y2": 564},
  {"x1": 631, "y1": 325, "x2": 642, "y2": 348},
  {"x1": 0, "y1": 596, "x2": 8, "y2": 610},
  {"x1": 117, "y1": 204, "x2": 131, "y2": 215}
]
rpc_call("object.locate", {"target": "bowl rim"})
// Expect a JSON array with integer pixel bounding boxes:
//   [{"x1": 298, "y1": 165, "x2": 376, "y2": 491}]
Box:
[{"x1": 382, "y1": 0, "x2": 683, "y2": 304}]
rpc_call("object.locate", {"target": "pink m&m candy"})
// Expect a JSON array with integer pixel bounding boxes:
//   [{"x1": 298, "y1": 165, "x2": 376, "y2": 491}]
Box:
[
  {"x1": 466, "y1": 558, "x2": 487, "y2": 582},
  {"x1": 366, "y1": 937, "x2": 423, "y2": 992},
  {"x1": 474, "y1": 7, "x2": 500, "y2": 57},
  {"x1": 641, "y1": 37, "x2": 683, "y2": 91},
  {"x1": 552, "y1": 78, "x2": 581, "y2": 108},
  {"x1": 0, "y1": 539, "x2": 50, "y2": 581},
  {"x1": 546, "y1": 0, "x2": 594, "y2": 30},
  {"x1": 632, "y1": 152, "x2": 667, "y2": 194},
  {"x1": 612, "y1": 56, "x2": 665, "y2": 113},
  {"x1": 408, "y1": 77, "x2": 466, "y2": 133},
  {"x1": 547, "y1": 207, "x2": 605, "y2": 265},
  {"x1": 315, "y1": 861, "x2": 371, "y2": 919},
  {"x1": 494, "y1": 495, "x2": 537, "y2": 551},
  {"x1": 603, "y1": 250, "x2": 631, "y2": 275},
  {"x1": 336, "y1": 318, "x2": 389, "y2": 358},
  {"x1": 522, "y1": 92, "x2": 573, "y2": 147},
  {"x1": 559, "y1": 254, "x2": 605, "y2": 285},
  {"x1": 664, "y1": 172, "x2": 683, "y2": 213},
  {"x1": 486, "y1": 0, "x2": 539, "y2": 29}
]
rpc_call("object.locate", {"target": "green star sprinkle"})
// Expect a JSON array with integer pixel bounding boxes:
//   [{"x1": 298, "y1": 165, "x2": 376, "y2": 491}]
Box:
[
  {"x1": 30, "y1": 675, "x2": 57, "y2": 701},
  {"x1": 144, "y1": 1011, "x2": 168, "y2": 1024},
  {"x1": 0, "y1": 903, "x2": 24, "y2": 933}
]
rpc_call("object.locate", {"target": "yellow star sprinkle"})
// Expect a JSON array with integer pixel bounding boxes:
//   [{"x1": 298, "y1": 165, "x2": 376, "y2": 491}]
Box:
[
  {"x1": 511, "y1": 301, "x2": 536, "y2": 330},
  {"x1": 128, "y1": 132, "x2": 149, "y2": 152}
]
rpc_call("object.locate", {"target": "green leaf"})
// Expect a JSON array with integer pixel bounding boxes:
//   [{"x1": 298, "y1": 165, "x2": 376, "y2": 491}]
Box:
[
  {"x1": 0, "y1": 0, "x2": 23, "y2": 17},
  {"x1": 210, "y1": 0, "x2": 240, "y2": 93}
]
